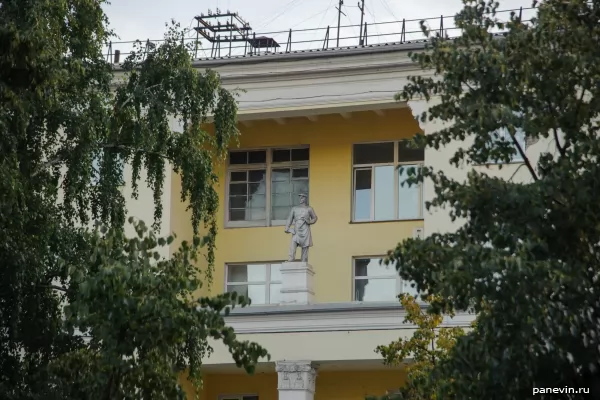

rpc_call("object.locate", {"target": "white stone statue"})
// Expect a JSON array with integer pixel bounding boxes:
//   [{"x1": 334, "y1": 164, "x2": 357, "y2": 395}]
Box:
[{"x1": 284, "y1": 192, "x2": 318, "y2": 262}]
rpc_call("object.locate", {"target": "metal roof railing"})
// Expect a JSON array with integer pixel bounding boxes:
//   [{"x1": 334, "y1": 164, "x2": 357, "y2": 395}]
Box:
[{"x1": 103, "y1": 6, "x2": 537, "y2": 64}]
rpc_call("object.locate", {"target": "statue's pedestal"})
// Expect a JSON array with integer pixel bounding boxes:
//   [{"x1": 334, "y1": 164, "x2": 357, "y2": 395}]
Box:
[{"x1": 279, "y1": 262, "x2": 315, "y2": 305}]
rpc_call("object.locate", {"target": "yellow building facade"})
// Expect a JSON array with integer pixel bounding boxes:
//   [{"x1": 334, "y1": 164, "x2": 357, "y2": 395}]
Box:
[{"x1": 165, "y1": 44, "x2": 473, "y2": 400}]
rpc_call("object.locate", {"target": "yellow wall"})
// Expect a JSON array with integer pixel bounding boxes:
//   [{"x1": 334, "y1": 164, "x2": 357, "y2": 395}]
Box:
[
  {"x1": 170, "y1": 108, "x2": 423, "y2": 302},
  {"x1": 190, "y1": 369, "x2": 406, "y2": 400}
]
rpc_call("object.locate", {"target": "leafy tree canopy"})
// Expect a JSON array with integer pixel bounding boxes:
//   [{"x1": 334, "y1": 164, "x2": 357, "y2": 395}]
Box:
[
  {"x1": 369, "y1": 295, "x2": 465, "y2": 400},
  {"x1": 386, "y1": 0, "x2": 600, "y2": 398},
  {"x1": 0, "y1": 0, "x2": 264, "y2": 398}
]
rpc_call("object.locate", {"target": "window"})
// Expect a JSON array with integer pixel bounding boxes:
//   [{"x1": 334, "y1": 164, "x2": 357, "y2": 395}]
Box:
[
  {"x1": 352, "y1": 141, "x2": 424, "y2": 222},
  {"x1": 353, "y1": 257, "x2": 419, "y2": 302},
  {"x1": 219, "y1": 396, "x2": 259, "y2": 400},
  {"x1": 488, "y1": 111, "x2": 527, "y2": 164},
  {"x1": 488, "y1": 128, "x2": 526, "y2": 163},
  {"x1": 227, "y1": 147, "x2": 309, "y2": 227},
  {"x1": 225, "y1": 263, "x2": 282, "y2": 305}
]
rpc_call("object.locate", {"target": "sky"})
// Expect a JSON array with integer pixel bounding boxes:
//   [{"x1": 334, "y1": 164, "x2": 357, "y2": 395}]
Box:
[{"x1": 103, "y1": 0, "x2": 535, "y2": 58}]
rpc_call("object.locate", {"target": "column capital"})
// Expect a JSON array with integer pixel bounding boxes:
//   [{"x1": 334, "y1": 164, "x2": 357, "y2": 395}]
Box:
[{"x1": 276, "y1": 360, "x2": 317, "y2": 393}]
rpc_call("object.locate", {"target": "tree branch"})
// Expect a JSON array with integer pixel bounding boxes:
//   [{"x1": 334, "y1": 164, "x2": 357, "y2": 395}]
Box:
[
  {"x1": 32, "y1": 83, "x2": 166, "y2": 178},
  {"x1": 509, "y1": 130, "x2": 538, "y2": 181}
]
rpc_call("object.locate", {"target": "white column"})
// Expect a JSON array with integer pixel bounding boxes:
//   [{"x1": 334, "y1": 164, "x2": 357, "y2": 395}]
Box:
[
  {"x1": 276, "y1": 361, "x2": 317, "y2": 400},
  {"x1": 279, "y1": 262, "x2": 315, "y2": 305}
]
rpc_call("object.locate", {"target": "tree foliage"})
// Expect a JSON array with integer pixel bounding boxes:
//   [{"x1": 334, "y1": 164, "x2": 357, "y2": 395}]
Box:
[
  {"x1": 47, "y1": 220, "x2": 267, "y2": 400},
  {"x1": 386, "y1": 0, "x2": 600, "y2": 398},
  {"x1": 0, "y1": 0, "x2": 264, "y2": 398},
  {"x1": 370, "y1": 295, "x2": 465, "y2": 400}
]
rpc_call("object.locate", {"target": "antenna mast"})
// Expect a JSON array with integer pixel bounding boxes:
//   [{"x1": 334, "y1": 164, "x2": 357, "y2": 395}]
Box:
[
  {"x1": 357, "y1": 0, "x2": 365, "y2": 45},
  {"x1": 335, "y1": 0, "x2": 346, "y2": 47}
]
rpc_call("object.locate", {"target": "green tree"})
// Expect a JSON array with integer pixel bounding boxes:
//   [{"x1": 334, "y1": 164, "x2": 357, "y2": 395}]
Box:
[
  {"x1": 47, "y1": 220, "x2": 267, "y2": 400},
  {"x1": 0, "y1": 0, "x2": 264, "y2": 398},
  {"x1": 384, "y1": 0, "x2": 600, "y2": 398},
  {"x1": 369, "y1": 295, "x2": 464, "y2": 400}
]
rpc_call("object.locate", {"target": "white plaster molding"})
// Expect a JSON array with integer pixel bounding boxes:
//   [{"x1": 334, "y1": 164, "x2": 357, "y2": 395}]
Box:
[
  {"x1": 276, "y1": 361, "x2": 317, "y2": 393},
  {"x1": 224, "y1": 304, "x2": 474, "y2": 334}
]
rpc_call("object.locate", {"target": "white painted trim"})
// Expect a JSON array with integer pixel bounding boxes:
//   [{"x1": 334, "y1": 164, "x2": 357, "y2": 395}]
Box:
[{"x1": 223, "y1": 305, "x2": 474, "y2": 334}]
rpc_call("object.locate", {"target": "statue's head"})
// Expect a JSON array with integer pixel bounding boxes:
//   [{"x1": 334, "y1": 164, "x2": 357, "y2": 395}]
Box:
[{"x1": 298, "y1": 192, "x2": 307, "y2": 205}]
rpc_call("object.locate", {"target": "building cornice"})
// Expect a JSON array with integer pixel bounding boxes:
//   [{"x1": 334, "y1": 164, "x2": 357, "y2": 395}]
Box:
[{"x1": 224, "y1": 302, "x2": 474, "y2": 334}]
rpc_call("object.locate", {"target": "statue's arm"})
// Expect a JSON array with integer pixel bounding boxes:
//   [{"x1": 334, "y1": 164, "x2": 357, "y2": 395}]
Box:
[
  {"x1": 308, "y1": 207, "x2": 318, "y2": 224},
  {"x1": 285, "y1": 208, "x2": 294, "y2": 232}
]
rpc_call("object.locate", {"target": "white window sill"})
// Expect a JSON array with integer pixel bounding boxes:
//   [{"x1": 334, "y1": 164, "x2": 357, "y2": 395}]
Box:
[
  {"x1": 350, "y1": 218, "x2": 424, "y2": 224},
  {"x1": 224, "y1": 220, "x2": 287, "y2": 229}
]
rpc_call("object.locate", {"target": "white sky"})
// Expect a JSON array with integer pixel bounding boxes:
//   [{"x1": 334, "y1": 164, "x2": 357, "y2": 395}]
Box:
[{"x1": 103, "y1": 0, "x2": 534, "y2": 57}]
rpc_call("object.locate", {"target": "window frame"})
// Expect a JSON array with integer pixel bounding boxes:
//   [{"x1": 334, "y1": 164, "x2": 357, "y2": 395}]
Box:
[
  {"x1": 486, "y1": 127, "x2": 527, "y2": 164},
  {"x1": 351, "y1": 141, "x2": 424, "y2": 222},
  {"x1": 352, "y1": 256, "x2": 420, "y2": 303},
  {"x1": 224, "y1": 262, "x2": 284, "y2": 306},
  {"x1": 225, "y1": 146, "x2": 309, "y2": 228},
  {"x1": 218, "y1": 395, "x2": 259, "y2": 400}
]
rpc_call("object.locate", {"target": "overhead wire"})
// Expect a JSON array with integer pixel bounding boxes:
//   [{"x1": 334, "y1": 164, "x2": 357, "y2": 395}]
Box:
[
  {"x1": 308, "y1": 0, "x2": 335, "y2": 45},
  {"x1": 378, "y1": 0, "x2": 399, "y2": 21},
  {"x1": 252, "y1": 0, "x2": 305, "y2": 31}
]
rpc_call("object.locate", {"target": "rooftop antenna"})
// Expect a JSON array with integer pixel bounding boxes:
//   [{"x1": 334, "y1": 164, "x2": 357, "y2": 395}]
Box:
[
  {"x1": 357, "y1": 0, "x2": 365, "y2": 45},
  {"x1": 194, "y1": 10, "x2": 268, "y2": 58},
  {"x1": 335, "y1": 0, "x2": 346, "y2": 47}
]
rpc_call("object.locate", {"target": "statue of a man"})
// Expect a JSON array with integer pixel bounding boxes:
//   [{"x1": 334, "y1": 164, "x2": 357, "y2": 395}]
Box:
[{"x1": 285, "y1": 192, "x2": 318, "y2": 262}]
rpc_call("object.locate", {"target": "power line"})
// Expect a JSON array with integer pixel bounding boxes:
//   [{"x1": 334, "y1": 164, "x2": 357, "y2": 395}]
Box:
[{"x1": 253, "y1": 0, "x2": 305, "y2": 31}]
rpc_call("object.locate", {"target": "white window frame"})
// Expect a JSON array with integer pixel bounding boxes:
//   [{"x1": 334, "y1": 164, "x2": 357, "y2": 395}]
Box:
[
  {"x1": 225, "y1": 146, "x2": 309, "y2": 228},
  {"x1": 352, "y1": 256, "x2": 420, "y2": 302},
  {"x1": 351, "y1": 141, "x2": 424, "y2": 222},
  {"x1": 224, "y1": 262, "x2": 283, "y2": 306},
  {"x1": 487, "y1": 127, "x2": 526, "y2": 164}
]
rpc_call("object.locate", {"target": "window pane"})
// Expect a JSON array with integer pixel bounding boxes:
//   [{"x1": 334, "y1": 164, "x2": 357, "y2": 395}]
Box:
[
  {"x1": 229, "y1": 151, "x2": 247, "y2": 165},
  {"x1": 228, "y1": 265, "x2": 248, "y2": 282},
  {"x1": 272, "y1": 194, "x2": 291, "y2": 207},
  {"x1": 248, "y1": 150, "x2": 266, "y2": 164},
  {"x1": 228, "y1": 264, "x2": 266, "y2": 282},
  {"x1": 374, "y1": 166, "x2": 395, "y2": 221},
  {"x1": 292, "y1": 168, "x2": 309, "y2": 178},
  {"x1": 248, "y1": 169, "x2": 266, "y2": 182},
  {"x1": 247, "y1": 284, "x2": 267, "y2": 304},
  {"x1": 353, "y1": 143, "x2": 394, "y2": 164},
  {"x1": 230, "y1": 171, "x2": 247, "y2": 182},
  {"x1": 229, "y1": 209, "x2": 246, "y2": 221},
  {"x1": 249, "y1": 182, "x2": 266, "y2": 196},
  {"x1": 248, "y1": 207, "x2": 266, "y2": 221},
  {"x1": 272, "y1": 149, "x2": 291, "y2": 163},
  {"x1": 354, "y1": 168, "x2": 372, "y2": 220},
  {"x1": 354, "y1": 278, "x2": 397, "y2": 302},
  {"x1": 398, "y1": 140, "x2": 425, "y2": 162},
  {"x1": 272, "y1": 206, "x2": 290, "y2": 220},
  {"x1": 270, "y1": 264, "x2": 282, "y2": 281},
  {"x1": 292, "y1": 148, "x2": 309, "y2": 161},
  {"x1": 292, "y1": 180, "x2": 308, "y2": 194},
  {"x1": 355, "y1": 258, "x2": 395, "y2": 277},
  {"x1": 229, "y1": 183, "x2": 247, "y2": 196},
  {"x1": 398, "y1": 165, "x2": 420, "y2": 220},
  {"x1": 272, "y1": 181, "x2": 291, "y2": 194},
  {"x1": 229, "y1": 196, "x2": 247, "y2": 209},
  {"x1": 269, "y1": 283, "x2": 282, "y2": 304},
  {"x1": 248, "y1": 192, "x2": 265, "y2": 207},
  {"x1": 272, "y1": 169, "x2": 290, "y2": 181},
  {"x1": 227, "y1": 284, "x2": 266, "y2": 304}
]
